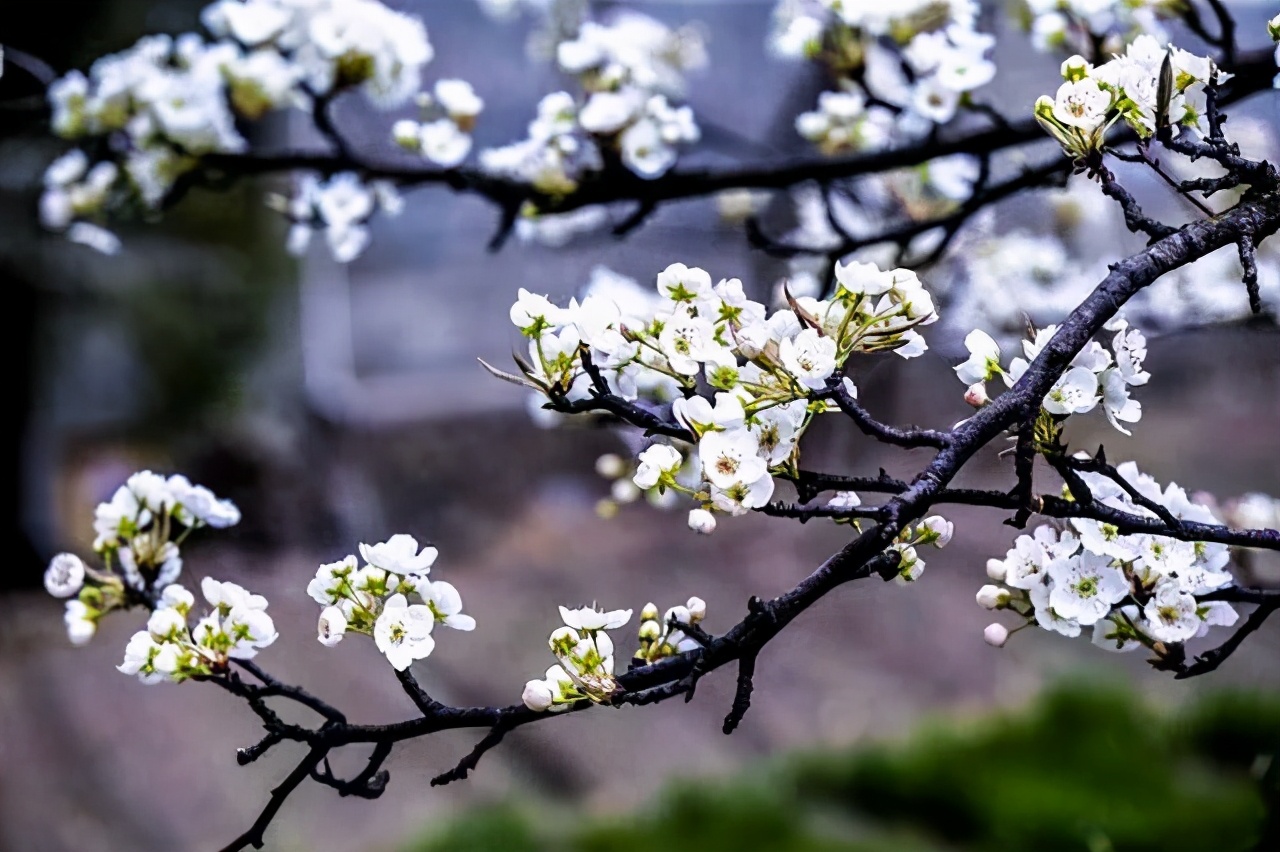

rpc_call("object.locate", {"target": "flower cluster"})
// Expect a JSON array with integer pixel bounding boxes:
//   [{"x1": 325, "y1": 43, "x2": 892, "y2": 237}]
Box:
[
  {"x1": 633, "y1": 597, "x2": 706, "y2": 664},
  {"x1": 980, "y1": 461, "x2": 1239, "y2": 653},
  {"x1": 956, "y1": 315, "x2": 1150, "y2": 436},
  {"x1": 886, "y1": 515, "x2": 955, "y2": 584},
  {"x1": 392, "y1": 79, "x2": 484, "y2": 168},
  {"x1": 42, "y1": 0, "x2": 461, "y2": 254},
  {"x1": 272, "y1": 172, "x2": 403, "y2": 262},
  {"x1": 43, "y1": 471, "x2": 273, "y2": 682},
  {"x1": 522, "y1": 605, "x2": 632, "y2": 711},
  {"x1": 1023, "y1": 0, "x2": 1181, "y2": 57},
  {"x1": 119, "y1": 579, "x2": 278, "y2": 683},
  {"x1": 1271, "y1": 13, "x2": 1280, "y2": 88},
  {"x1": 1035, "y1": 39, "x2": 1227, "y2": 158},
  {"x1": 501, "y1": 259, "x2": 939, "y2": 527},
  {"x1": 772, "y1": 0, "x2": 995, "y2": 153},
  {"x1": 480, "y1": 7, "x2": 704, "y2": 202},
  {"x1": 307, "y1": 534, "x2": 474, "y2": 671}
]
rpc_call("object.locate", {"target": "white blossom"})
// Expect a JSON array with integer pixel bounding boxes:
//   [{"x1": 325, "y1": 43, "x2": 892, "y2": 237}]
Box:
[
  {"x1": 360, "y1": 534, "x2": 438, "y2": 577},
  {"x1": 374, "y1": 593, "x2": 436, "y2": 670}
]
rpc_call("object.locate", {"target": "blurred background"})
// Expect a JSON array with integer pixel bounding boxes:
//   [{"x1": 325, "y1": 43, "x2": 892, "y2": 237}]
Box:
[{"x1": 1, "y1": 1, "x2": 1278, "y2": 850}]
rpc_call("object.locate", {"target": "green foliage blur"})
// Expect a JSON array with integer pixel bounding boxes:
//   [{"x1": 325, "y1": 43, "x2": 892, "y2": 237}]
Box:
[{"x1": 405, "y1": 684, "x2": 1280, "y2": 852}]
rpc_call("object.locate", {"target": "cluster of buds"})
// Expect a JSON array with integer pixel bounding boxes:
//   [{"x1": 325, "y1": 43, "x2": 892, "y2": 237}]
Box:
[
  {"x1": 522, "y1": 605, "x2": 632, "y2": 712},
  {"x1": 889, "y1": 515, "x2": 955, "y2": 584},
  {"x1": 634, "y1": 597, "x2": 707, "y2": 664}
]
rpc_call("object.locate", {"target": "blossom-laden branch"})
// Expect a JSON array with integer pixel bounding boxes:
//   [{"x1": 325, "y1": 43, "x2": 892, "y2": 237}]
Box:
[
  {"x1": 25, "y1": 0, "x2": 1280, "y2": 260},
  {"x1": 32, "y1": 6, "x2": 1280, "y2": 852}
]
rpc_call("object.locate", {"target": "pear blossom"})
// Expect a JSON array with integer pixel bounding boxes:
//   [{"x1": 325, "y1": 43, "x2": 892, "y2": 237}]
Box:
[
  {"x1": 559, "y1": 605, "x2": 632, "y2": 632},
  {"x1": 1042, "y1": 366, "x2": 1099, "y2": 415},
  {"x1": 983, "y1": 623, "x2": 1009, "y2": 647},
  {"x1": 373, "y1": 594, "x2": 436, "y2": 670},
  {"x1": 415, "y1": 579, "x2": 476, "y2": 631},
  {"x1": 359, "y1": 534, "x2": 438, "y2": 577},
  {"x1": 1142, "y1": 580, "x2": 1201, "y2": 643},
  {"x1": 778, "y1": 329, "x2": 837, "y2": 390},
  {"x1": 955, "y1": 330, "x2": 1002, "y2": 385},
  {"x1": 634, "y1": 444, "x2": 683, "y2": 490}
]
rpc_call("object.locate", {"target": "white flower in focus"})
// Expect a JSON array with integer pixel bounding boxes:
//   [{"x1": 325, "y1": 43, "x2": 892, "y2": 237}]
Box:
[
  {"x1": 1142, "y1": 580, "x2": 1200, "y2": 643},
  {"x1": 699, "y1": 430, "x2": 767, "y2": 490},
  {"x1": 374, "y1": 593, "x2": 436, "y2": 670},
  {"x1": 308, "y1": 555, "x2": 358, "y2": 605},
  {"x1": 415, "y1": 579, "x2": 476, "y2": 631},
  {"x1": 1101, "y1": 368, "x2": 1142, "y2": 435},
  {"x1": 360, "y1": 534, "x2": 438, "y2": 576},
  {"x1": 559, "y1": 605, "x2": 632, "y2": 632},
  {"x1": 1091, "y1": 605, "x2": 1144, "y2": 652},
  {"x1": 1047, "y1": 552, "x2": 1129, "y2": 625},
  {"x1": 1042, "y1": 366, "x2": 1099, "y2": 415},
  {"x1": 1030, "y1": 581, "x2": 1082, "y2": 637},
  {"x1": 1052, "y1": 78, "x2": 1112, "y2": 129},
  {"x1": 44, "y1": 553, "x2": 86, "y2": 598},
  {"x1": 166, "y1": 474, "x2": 241, "y2": 528},
  {"x1": 954, "y1": 330, "x2": 1002, "y2": 385},
  {"x1": 633, "y1": 444, "x2": 683, "y2": 490},
  {"x1": 778, "y1": 328, "x2": 837, "y2": 390}
]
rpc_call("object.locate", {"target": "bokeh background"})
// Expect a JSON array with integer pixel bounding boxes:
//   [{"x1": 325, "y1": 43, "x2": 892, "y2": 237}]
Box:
[{"x1": 2, "y1": 2, "x2": 1279, "y2": 851}]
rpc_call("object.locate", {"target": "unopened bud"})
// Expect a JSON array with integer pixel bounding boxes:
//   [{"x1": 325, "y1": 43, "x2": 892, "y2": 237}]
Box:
[
  {"x1": 640, "y1": 602, "x2": 660, "y2": 622},
  {"x1": 522, "y1": 679, "x2": 554, "y2": 712},
  {"x1": 964, "y1": 382, "x2": 989, "y2": 408},
  {"x1": 686, "y1": 596, "x2": 706, "y2": 622},
  {"x1": 986, "y1": 558, "x2": 1008, "y2": 582},
  {"x1": 983, "y1": 623, "x2": 1009, "y2": 647},
  {"x1": 976, "y1": 584, "x2": 1011, "y2": 610},
  {"x1": 665, "y1": 605, "x2": 691, "y2": 627},
  {"x1": 1060, "y1": 54, "x2": 1090, "y2": 81},
  {"x1": 638, "y1": 620, "x2": 662, "y2": 642}
]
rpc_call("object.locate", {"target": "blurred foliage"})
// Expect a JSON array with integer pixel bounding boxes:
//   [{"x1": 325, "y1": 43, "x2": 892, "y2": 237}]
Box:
[{"x1": 405, "y1": 683, "x2": 1280, "y2": 852}]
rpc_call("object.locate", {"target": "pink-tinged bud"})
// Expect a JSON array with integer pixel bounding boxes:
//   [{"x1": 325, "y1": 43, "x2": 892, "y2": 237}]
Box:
[
  {"x1": 983, "y1": 623, "x2": 1009, "y2": 647},
  {"x1": 964, "y1": 382, "x2": 990, "y2": 407}
]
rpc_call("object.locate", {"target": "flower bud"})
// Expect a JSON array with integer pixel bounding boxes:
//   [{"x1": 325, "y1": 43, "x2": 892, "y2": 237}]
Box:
[
  {"x1": 318, "y1": 606, "x2": 348, "y2": 647},
  {"x1": 964, "y1": 382, "x2": 989, "y2": 408},
  {"x1": 638, "y1": 620, "x2": 662, "y2": 642},
  {"x1": 687, "y1": 508, "x2": 717, "y2": 534},
  {"x1": 686, "y1": 596, "x2": 706, "y2": 622},
  {"x1": 665, "y1": 605, "x2": 691, "y2": 627},
  {"x1": 983, "y1": 623, "x2": 1009, "y2": 647},
  {"x1": 1060, "y1": 55, "x2": 1090, "y2": 81},
  {"x1": 44, "y1": 553, "x2": 86, "y2": 598},
  {"x1": 640, "y1": 602, "x2": 660, "y2": 622},
  {"x1": 919, "y1": 515, "x2": 954, "y2": 547},
  {"x1": 522, "y1": 679, "x2": 554, "y2": 712},
  {"x1": 986, "y1": 558, "x2": 1008, "y2": 582},
  {"x1": 975, "y1": 585, "x2": 1010, "y2": 610}
]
